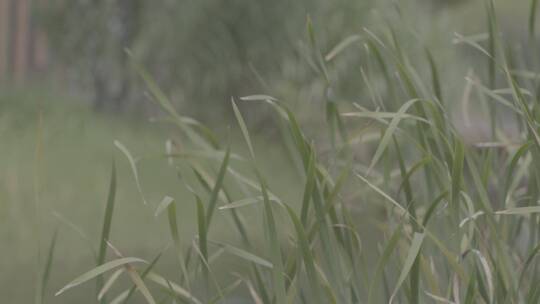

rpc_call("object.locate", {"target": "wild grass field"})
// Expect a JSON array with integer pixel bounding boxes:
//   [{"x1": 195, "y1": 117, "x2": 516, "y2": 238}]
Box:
[{"x1": 4, "y1": 0, "x2": 540, "y2": 303}]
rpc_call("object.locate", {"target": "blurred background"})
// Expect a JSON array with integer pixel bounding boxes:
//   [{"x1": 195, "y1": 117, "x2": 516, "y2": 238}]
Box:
[{"x1": 0, "y1": 0, "x2": 534, "y2": 302}]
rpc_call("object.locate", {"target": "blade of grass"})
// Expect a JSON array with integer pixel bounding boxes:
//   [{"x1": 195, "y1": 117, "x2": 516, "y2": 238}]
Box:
[
  {"x1": 146, "y1": 272, "x2": 203, "y2": 304},
  {"x1": 530, "y1": 0, "x2": 539, "y2": 36},
  {"x1": 98, "y1": 269, "x2": 124, "y2": 301},
  {"x1": 367, "y1": 99, "x2": 421, "y2": 174},
  {"x1": 257, "y1": 170, "x2": 287, "y2": 303},
  {"x1": 40, "y1": 229, "x2": 58, "y2": 301},
  {"x1": 367, "y1": 225, "x2": 403, "y2": 304},
  {"x1": 56, "y1": 257, "x2": 146, "y2": 296},
  {"x1": 114, "y1": 141, "x2": 147, "y2": 205},
  {"x1": 232, "y1": 99, "x2": 255, "y2": 159},
  {"x1": 389, "y1": 232, "x2": 425, "y2": 303},
  {"x1": 96, "y1": 161, "x2": 117, "y2": 303},
  {"x1": 122, "y1": 251, "x2": 163, "y2": 304},
  {"x1": 285, "y1": 204, "x2": 322, "y2": 304},
  {"x1": 205, "y1": 146, "x2": 230, "y2": 225}
]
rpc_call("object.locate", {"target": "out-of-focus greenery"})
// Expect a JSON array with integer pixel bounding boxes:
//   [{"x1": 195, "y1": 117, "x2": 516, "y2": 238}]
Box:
[
  {"x1": 43, "y1": 0, "x2": 373, "y2": 117},
  {"x1": 4, "y1": 0, "x2": 540, "y2": 303}
]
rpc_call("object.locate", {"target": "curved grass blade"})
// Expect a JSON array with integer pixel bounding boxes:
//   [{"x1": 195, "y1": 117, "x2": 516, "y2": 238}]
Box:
[
  {"x1": 496, "y1": 206, "x2": 540, "y2": 215},
  {"x1": 114, "y1": 141, "x2": 147, "y2": 205},
  {"x1": 98, "y1": 269, "x2": 124, "y2": 301},
  {"x1": 205, "y1": 240, "x2": 273, "y2": 269},
  {"x1": 122, "y1": 251, "x2": 163, "y2": 304},
  {"x1": 325, "y1": 35, "x2": 362, "y2": 61},
  {"x1": 154, "y1": 196, "x2": 174, "y2": 217},
  {"x1": 147, "y1": 272, "x2": 203, "y2": 304},
  {"x1": 367, "y1": 99, "x2": 421, "y2": 174},
  {"x1": 389, "y1": 232, "x2": 425, "y2": 303},
  {"x1": 124, "y1": 265, "x2": 156, "y2": 304},
  {"x1": 422, "y1": 191, "x2": 448, "y2": 227},
  {"x1": 218, "y1": 196, "x2": 265, "y2": 210},
  {"x1": 56, "y1": 257, "x2": 146, "y2": 296}
]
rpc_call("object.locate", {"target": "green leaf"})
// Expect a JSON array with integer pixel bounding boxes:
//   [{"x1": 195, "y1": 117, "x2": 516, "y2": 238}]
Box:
[
  {"x1": 206, "y1": 147, "x2": 231, "y2": 225},
  {"x1": 389, "y1": 232, "x2": 425, "y2": 303},
  {"x1": 154, "y1": 196, "x2": 174, "y2": 217},
  {"x1": 367, "y1": 99, "x2": 421, "y2": 173},
  {"x1": 98, "y1": 269, "x2": 124, "y2": 301},
  {"x1": 325, "y1": 35, "x2": 362, "y2": 61},
  {"x1": 451, "y1": 140, "x2": 465, "y2": 225},
  {"x1": 218, "y1": 243, "x2": 273, "y2": 269},
  {"x1": 39, "y1": 230, "x2": 58, "y2": 302},
  {"x1": 147, "y1": 272, "x2": 203, "y2": 304},
  {"x1": 426, "y1": 48, "x2": 442, "y2": 102},
  {"x1": 96, "y1": 161, "x2": 117, "y2": 302},
  {"x1": 496, "y1": 206, "x2": 540, "y2": 215},
  {"x1": 122, "y1": 251, "x2": 163, "y2": 304},
  {"x1": 232, "y1": 99, "x2": 255, "y2": 159},
  {"x1": 367, "y1": 225, "x2": 403, "y2": 304},
  {"x1": 531, "y1": 0, "x2": 539, "y2": 36},
  {"x1": 257, "y1": 170, "x2": 287, "y2": 303},
  {"x1": 285, "y1": 204, "x2": 322, "y2": 304},
  {"x1": 56, "y1": 257, "x2": 147, "y2": 296},
  {"x1": 195, "y1": 194, "x2": 208, "y2": 276},
  {"x1": 114, "y1": 141, "x2": 147, "y2": 205}
]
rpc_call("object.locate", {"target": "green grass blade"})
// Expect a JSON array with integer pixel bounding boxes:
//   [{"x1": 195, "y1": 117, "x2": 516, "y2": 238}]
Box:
[
  {"x1": 206, "y1": 241, "x2": 273, "y2": 269},
  {"x1": 496, "y1": 206, "x2": 540, "y2": 215},
  {"x1": 122, "y1": 251, "x2": 163, "y2": 304},
  {"x1": 154, "y1": 196, "x2": 174, "y2": 217},
  {"x1": 161, "y1": 197, "x2": 191, "y2": 290},
  {"x1": 40, "y1": 230, "x2": 58, "y2": 302},
  {"x1": 195, "y1": 195, "x2": 208, "y2": 268},
  {"x1": 530, "y1": 0, "x2": 539, "y2": 36},
  {"x1": 325, "y1": 35, "x2": 362, "y2": 61},
  {"x1": 367, "y1": 225, "x2": 403, "y2": 304},
  {"x1": 389, "y1": 232, "x2": 425, "y2": 303},
  {"x1": 56, "y1": 257, "x2": 147, "y2": 296},
  {"x1": 205, "y1": 146, "x2": 231, "y2": 225},
  {"x1": 146, "y1": 272, "x2": 203, "y2": 304},
  {"x1": 114, "y1": 141, "x2": 147, "y2": 205},
  {"x1": 232, "y1": 99, "x2": 255, "y2": 159},
  {"x1": 257, "y1": 170, "x2": 287, "y2": 303},
  {"x1": 367, "y1": 99, "x2": 421, "y2": 173},
  {"x1": 450, "y1": 140, "x2": 465, "y2": 226},
  {"x1": 426, "y1": 48, "x2": 443, "y2": 102},
  {"x1": 96, "y1": 161, "x2": 117, "y2": 302},
  {"x1": 98, "y1": 269, "x2": 124, "y2": 301},
  {"x1": 285, "y1": 204, "x2": 322, "y2": 304}
]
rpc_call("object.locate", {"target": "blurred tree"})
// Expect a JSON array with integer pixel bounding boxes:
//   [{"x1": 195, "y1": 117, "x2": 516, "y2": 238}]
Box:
[
  {"x1": 44, "y1": 0, "x2": 142, "y2": 112},
  {"x1": 44, "y1": 0, "x2": 372, "y2": 117}
]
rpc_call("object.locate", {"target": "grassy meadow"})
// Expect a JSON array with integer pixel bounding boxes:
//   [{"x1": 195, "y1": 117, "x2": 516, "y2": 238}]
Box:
[{"x1": 3, "y1": 0, "x2": 540, "y2": 303}]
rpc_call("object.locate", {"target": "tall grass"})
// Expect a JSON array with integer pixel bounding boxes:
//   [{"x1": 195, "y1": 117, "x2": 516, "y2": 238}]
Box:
[{"x1": 50, "y1": 1, "x2": 540, "y2": 303}]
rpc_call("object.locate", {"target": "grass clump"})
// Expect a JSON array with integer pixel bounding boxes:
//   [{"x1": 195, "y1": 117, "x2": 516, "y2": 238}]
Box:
[{"x1": 48, "y1": 1, "x2": 540, "y2": 303}]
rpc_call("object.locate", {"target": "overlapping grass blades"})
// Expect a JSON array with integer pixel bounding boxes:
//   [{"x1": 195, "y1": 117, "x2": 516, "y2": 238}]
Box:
[{"x1": 52, "y1": 1, "x2": 540, "y2": 303}]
